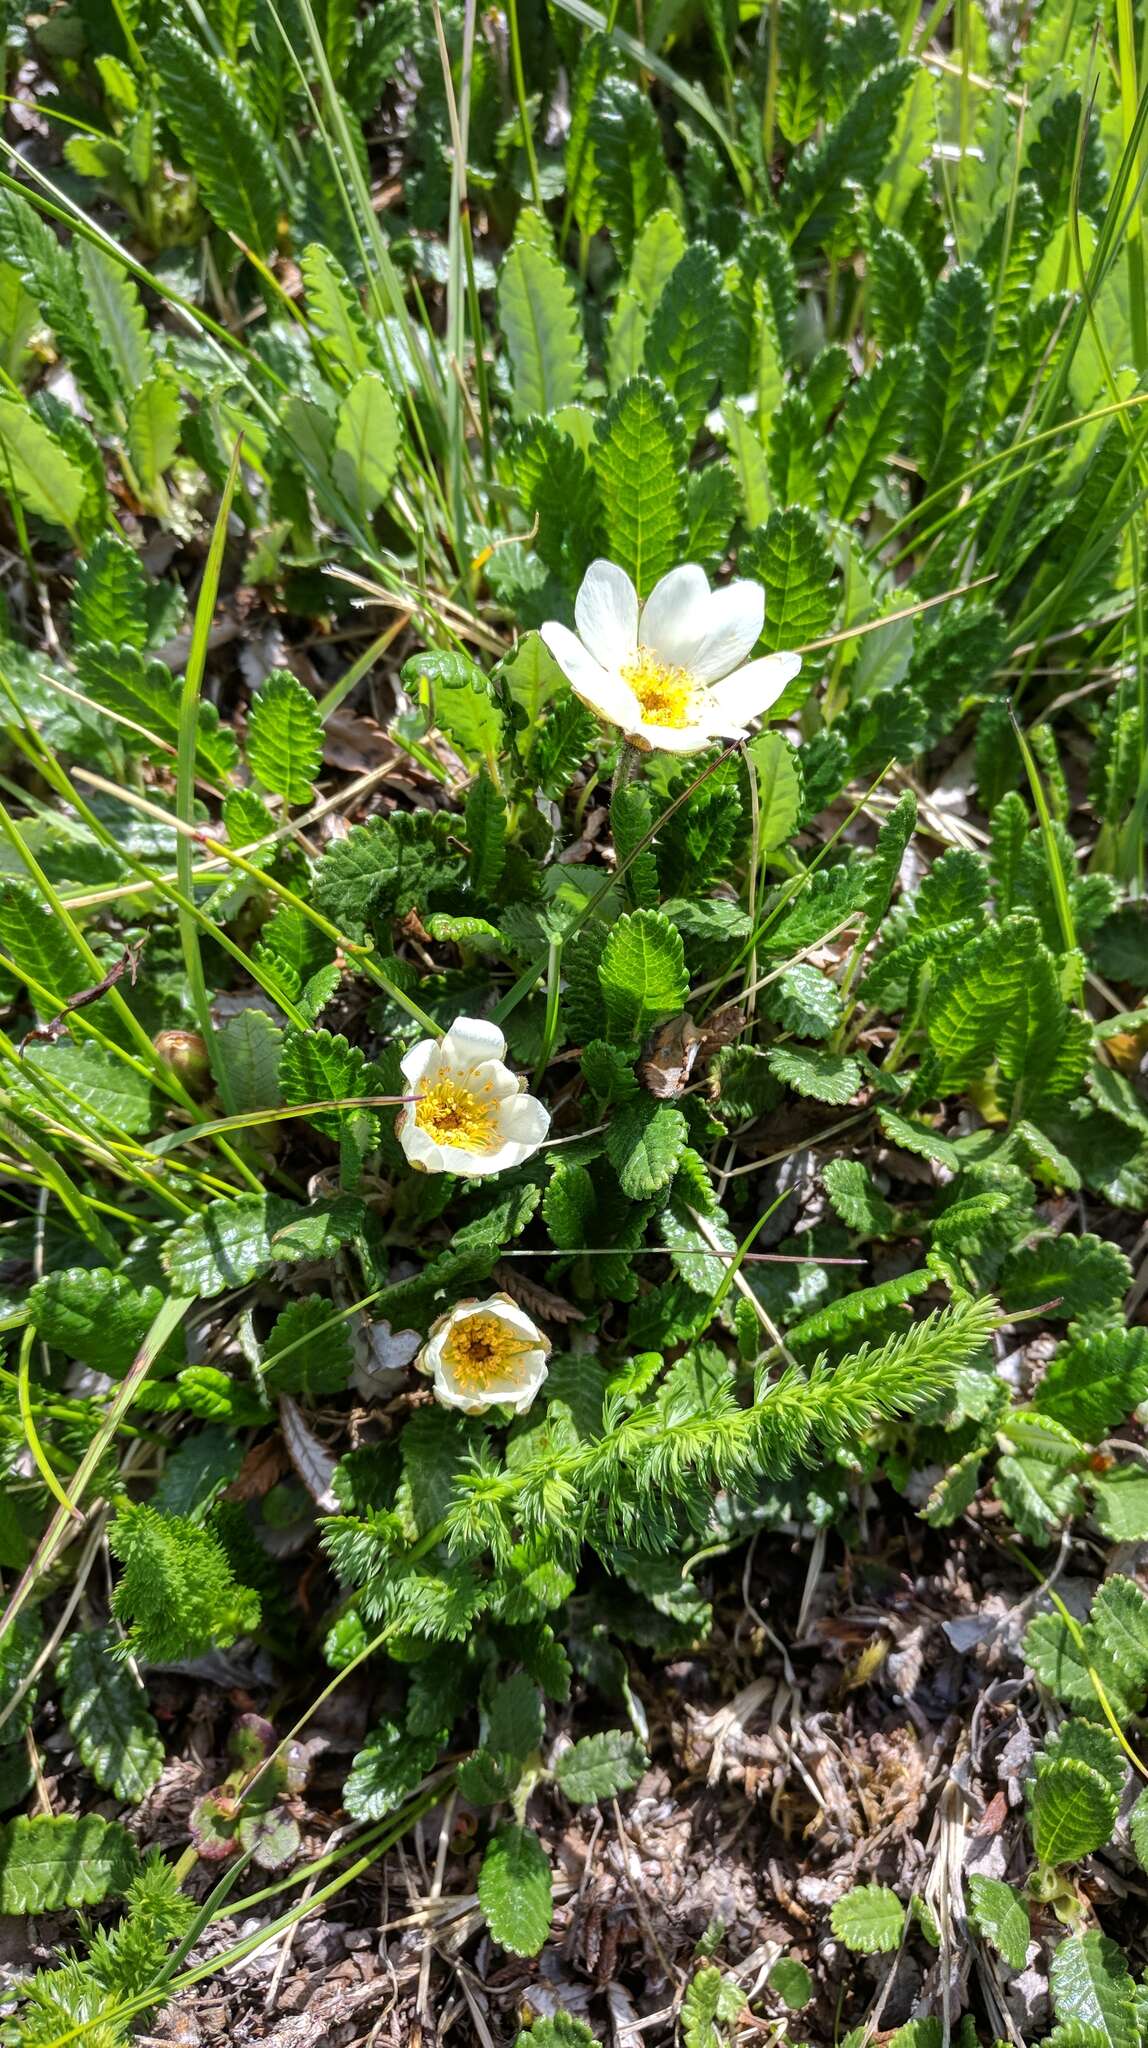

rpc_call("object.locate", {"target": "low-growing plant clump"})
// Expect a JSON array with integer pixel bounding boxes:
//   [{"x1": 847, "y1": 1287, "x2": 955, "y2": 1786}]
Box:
[{"x1": 0, "y1": 0, "x2": 1147, "y2": 2041}]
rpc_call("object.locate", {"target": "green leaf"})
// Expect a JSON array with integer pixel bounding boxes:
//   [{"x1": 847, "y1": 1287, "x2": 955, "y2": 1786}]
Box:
[
  {"x1": 565, "y1": 32, "x2": 619, "y2": 239},
  {"x1": 264, "y1": 1295, "x2": 353, "y2": 1398},
  {"x1": 465, "y1": 769, "x2": 507, "y2": 895},
  {"x1": 0, "y1": 1814, "x2": 140, "y2": 1912},
  {"x1": 768, "y1": 388, "x2": 821, "y2": 509},
  {"x1": 486, "y1": 1673, "x2": 545, "y2": 1760},
  {"x1": 498, "y1": 209, "x2": 586, "y2": 422},
  {"x1": 1129, "y1": 1784, "x2": 1148, "y2": 1872},
  {"x1": 829, "y1": 1883, "x2": 906, "y2": 1953},
  {"x1": 543, "y1": 1161, "x2": 597, "y2": 1250},
  {"x1": 404, "y1": 650, "x2": 503, "y2": 763},
  {"x1": 914, "y1": 263, "x2": 990, "y2": 487},
  {"x1": 153, "y1": 26, "x2": 279, "y2": 251},
  {"x1": 748, "y1": 731, "x2": 803, "y2": 848},
  {"x1": 312, "y1": 810, "x2": 463, "y2": 939},
  {"x1": 163, "y1": 1192, "x2": 365, "y2": 1297},
  {"x1": 822, "y1": 1157, "x2": 894, "y2": 1235},
  {"x1": 59, "y1": 1627, "x2": 164, "y2": 1803},
  {"x1": 554, "y1": 1728, "x2": 646, "y2": 1803},
  {"x1": 644, "y1": 242, "x2": 733, "y2": 443},
  {"x1": 0, "y1": 1609, "x2": 41, "y2": 1748},
  {"x1": 593, "y1": 375, "x2": 687, "y2": 598},
  {"x1": 1035, "y1": 1328, "x2": 1148, "y2": 1439},
  {"x1": 781, "y1": 61, "x2": 914, "y2": 255},
  {"x1": 608, "y1": 207, "x2": 687, "y2": 386},
  {"x1": 739, "y1": 507, "x2": 836, "y2": 653},
  {"x1": 769, "y1": 1957, "x2": 813, "y2": 2009},
  {"x1": 1088, "y1": 1575, "x2": 1148, "y2": 1691},
  {"x1": 684, "y1": 463, "x2": 738, "y2": 574},
  {"x1": 516, "y1": 2017, "x2": 596, "y2": 2048},
  {"x1": 776, "y1": 0, "x2": 831, "y2": 143},
  {"x1": 763, "y1": 961, "x2": 842, "y2": 1040},
  {"x1": 76, "y1": 241, "x2": 151, "y2": 395},
  {"x1": 0, "y1": 878, "x2": 86, "y2": 1012},
  {"x1": 301, "y1": 241, "x2": 374, "y2": 383},
  {"x1": 1000, "y1": 1233, "x2": 1131, "y2": 1324},
  {"x1": 1049, "y1": 1934, "x2": 1138, "y2": 2048},
  {"x1": 75, "y1": 640, "x2": 238, "y2": 787},
  {"x1": 457, "y1": 1749, "x2": 522, "y2": 1804},
  {"x1": 682, "y1": 1966, "x2": 743, "y2": 2048},
  {"x1": 0, "y1": 396, "x2": 88, "y2": 535},
  {"x1": 22, "y1": 1037, "x2": 160, "y2": 1137},
  {"x1": 246, "y1": 670, "x2": 323, "y2": 805},
  {"x1": 478, "y1": 1822, "x2": 553, "y2": 1957},
  {"x1": 1025, "y1": 1613, "x2": 1114, "y2": 1714},
  {"x1": 598, "y1": 909, "x2": 688, "y2": 1042},
  {"x1": 869, "y1": 226, "x2": 929, "y2": 347},
  {"x1": 824, "y1": 347, "x2": 919, "y2": 520},
  {"x1": 110, "y1": 1501, "x2": 259, "y2": 1658},
  {"x1": 213, "y1": 1008, "x2": 284, "y2": 1114},
  {"x1": 787, "y1": 1268, "x2": 932, "y2": 1347},
  {"x1": 70, "y1": 532, "x2": 152, "y2": 652},
  {"x1": 967, "y1": 1872, "x2": 1029, "y2": 1969},
  {"x1": 29, "y1": 1266, "x2": 172, "y2": 1377},
  {"x1": 344, "y1": 1721, "x2": 440, "y2": 1820},
  {"x1": 767, "y1": 1045, "x2": 861, "y2": 1104},
  {"x1": 590, "y1": 77, "x2": 668, "y2": 266},
  {"x1": 332, "y1": 372, "x2": 401, "y2": 519},
  {"x1": 1042, "y1": 1719, "x2": 1126, "y2": 1799},
  {"x1": 720, "y1": 399, "x2": 771, "y2": 529},
  {"x1": 605, "y1": 1097, "x2": 688, "y2": 1198},
  {"x1": 926, "y1": 914, "x2": 1046, "y2": 1090},
  {"x1": 1090, "y1": 1466, "x2": 1148, "y2": 1542},
  {"x1": 1031, "y1": 1757, "x2": 1119, "y2": 1865},
  {"x1": 612, "y1": 781, "x2": 659, "y2": 909}
]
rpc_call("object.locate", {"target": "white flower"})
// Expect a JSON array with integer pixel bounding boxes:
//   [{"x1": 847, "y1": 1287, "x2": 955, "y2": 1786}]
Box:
[
  {"x1": 397, "y1": 1015, "x2": 550, "y2": 1176},
  {"x1": 540, "y1": 558, "x2": 802, "y2": 754},
  {"x1": 418, "y1": 1293, "x2": 551, "y2": 1414}
]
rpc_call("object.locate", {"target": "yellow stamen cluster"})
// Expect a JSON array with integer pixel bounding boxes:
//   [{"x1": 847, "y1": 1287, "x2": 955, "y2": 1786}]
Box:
[
  {"x1": 621, "y1": 644, "x2": 695, "y2": 728},
  {"x1": 442, "y1": 1313, "x2": 532, "y2": 1393},
  {"x1": 414, "y1": 1077, "x2": 497, "y2": 1152}
]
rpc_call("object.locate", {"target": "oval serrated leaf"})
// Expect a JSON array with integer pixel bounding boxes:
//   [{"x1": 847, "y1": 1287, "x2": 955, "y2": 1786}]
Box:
[{"x1": 477, "y1": 1821, "x2": 553, "y2": 1957}]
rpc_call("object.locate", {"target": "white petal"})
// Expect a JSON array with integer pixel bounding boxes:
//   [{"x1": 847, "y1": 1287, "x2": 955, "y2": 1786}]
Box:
[
  {"x1": 496, "y1": 1092, "x2": 551, "y2": 1147},
  {"x1": 686, "y1": 580, "x2": 766, "y2": 683},
  {"x1": 638, "y1": 564, "x2": 711, "y2": 668},
  {"x1": 706, "y1": 652, "x2": 803, "y2": 728},
  {"x1": 440, "y1": 1016, "x2": 506, "y2": 1070},
  {"x1": 502, "y1": 1354, "x2": 549, "y2": 1411},
  {"x1": 430, "y1": 1363, "x2": 477, "y2": 1410},
  {"x1": 470, "y1": 1059, "x2": 521, "y2": 1101},
  {"x1": 400, "y1": 1037, "x2": 439, "y2": 1089},
  {"x1": 398, "y1": 1116, "x2": 442, "y2": 1172},
  {"x1": 575, "y1": 559, "x2": 639, "y2": 670},
  {"x1": 437, "y1": 1141, "x2": 502, "y2": 1177},
  {"x1": 626, "y1": 716, "x2": 713, "y2": 755},
  {"x1": 482, "y1": 1295, "x2": 546, "y2": 1346},
  {"x1": 541, "y1": 622, "x2": 641, "y2": 729},
  {"x1": 419, "y1": 1328, "x2": 447, "y2": 1377}
]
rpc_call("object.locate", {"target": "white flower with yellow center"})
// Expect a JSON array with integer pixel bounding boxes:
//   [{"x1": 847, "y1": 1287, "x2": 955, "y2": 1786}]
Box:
[
  {"x1": 397, "y1": 1016, "x2": 549, "y2": 1177},
  {"x1": 540, "y1": 558, "x2": 802, "y2": 755},
  {"x1": 419, "y1": 1293, "x2": 551, "y2": 1414}
]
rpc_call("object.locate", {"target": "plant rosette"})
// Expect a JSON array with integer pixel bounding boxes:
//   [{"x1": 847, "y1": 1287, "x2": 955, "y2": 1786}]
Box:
[
  {"x1": 417, "y1": 1293, "x2": 551, "y2": 1415},
  {"x1": 541, "y1": 558, "x2": 801, "y2": 754},
  {"x1": 397, "y1": 1016, "x2": 550, "y2": 1176}
]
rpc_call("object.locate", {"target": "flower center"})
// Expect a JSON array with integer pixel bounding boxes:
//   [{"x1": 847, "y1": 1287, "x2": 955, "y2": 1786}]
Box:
[
  {"x1": 415, "y1": 1077, "x2": 497, "y2": 1152},
  {"x1": 442, "y1": 1313, "x2": 532, "y2": 1392},
  {"x1": 622, "y1": 644, "x2": 696, "y2": 728}
]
